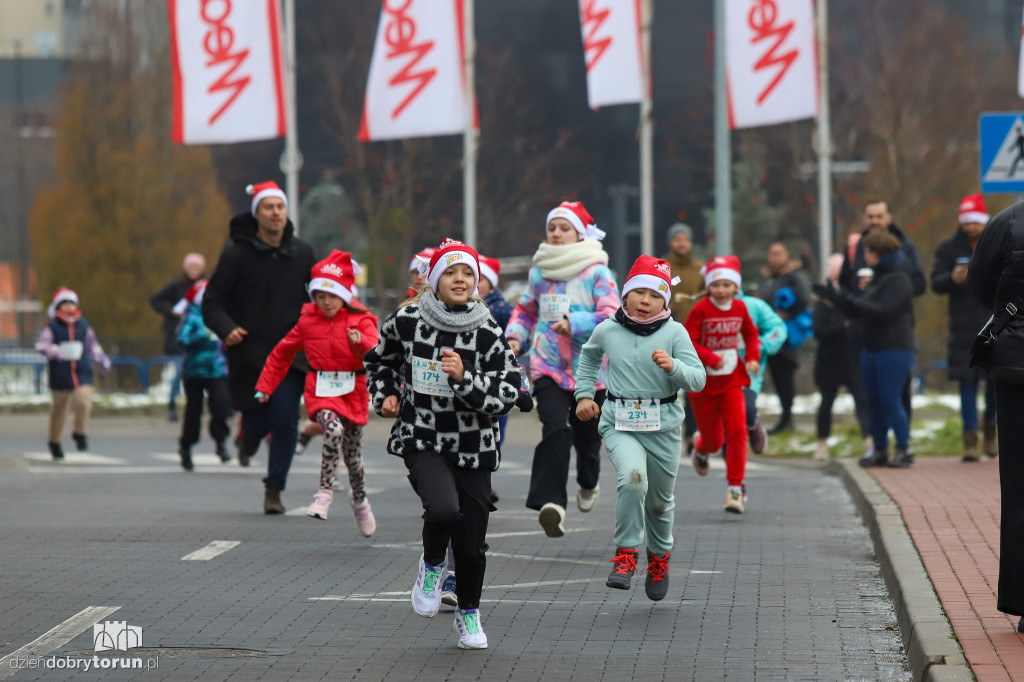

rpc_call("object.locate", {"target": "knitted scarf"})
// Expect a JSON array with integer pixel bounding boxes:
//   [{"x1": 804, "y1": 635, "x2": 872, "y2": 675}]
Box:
[
  {"x1": 533, "y1": 240, "x2": 609, "y2": 281},
  {"x1": 614, "y1": 307, "x2": 672, "y2": 336},
  {"x1": 418, "y1": 289, "x2": 491, "y2": 333}
]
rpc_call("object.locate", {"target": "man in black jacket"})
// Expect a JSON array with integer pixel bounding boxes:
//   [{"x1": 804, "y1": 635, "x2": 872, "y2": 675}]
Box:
[
  {"x1": 150, "y1": 253, "x2": 206, "y2": 422},
  {"x1": 203, "y1": 181, "x2": 317, "y2": 514},
  {"x1": 932, "y1": 193, "x2": 996, "y2": 461}
]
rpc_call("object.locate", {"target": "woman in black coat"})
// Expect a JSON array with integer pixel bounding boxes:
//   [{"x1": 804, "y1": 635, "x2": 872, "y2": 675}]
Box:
[
  {"x1": 932, "y1": 209, "x2": 997, "y2": 460},
  {"x1": 967, "y1": 200, "x2": 1024, "y2": 631},
  {"x1": 814, "y1": 231, "x2": 916, "y2": 468}
]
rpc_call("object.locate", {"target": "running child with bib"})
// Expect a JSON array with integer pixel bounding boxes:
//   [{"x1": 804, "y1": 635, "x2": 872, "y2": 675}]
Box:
[
  {"x1": 364, "y1": 238, "x2": 520, "y2": 650},
  {"x1": 575, "y1": 256, "x2": 706, "y2": 600},
  {"x1": 255, "y1": 250, "x2": 378, "y2": 536}
]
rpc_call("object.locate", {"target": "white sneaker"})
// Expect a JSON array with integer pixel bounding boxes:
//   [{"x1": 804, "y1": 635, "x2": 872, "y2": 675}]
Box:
[
  {"x1": 538, "y1": 502, "x2": 566, "y2": 537},
  {"x1": 454, "y1": 608, "x2": 488, "y2": 649},
  {"x1": 725, "y1": 485, "x2": 745, "y2": 514},
  {"x1": 351, "y1": 496, "x2": 376, "y2": 537},
  {"x1": 813, "y1": 439, "x2": 829, "y2": 461},
  {"x1": 306, "y1": 489, "x2": 333, "y2": 520},
  {"x1": 411, "y1": 555, "x2": 447, "y2": 617},
  {"x1": 576, "y1": 484, "x2": 600, "y2": 512}
]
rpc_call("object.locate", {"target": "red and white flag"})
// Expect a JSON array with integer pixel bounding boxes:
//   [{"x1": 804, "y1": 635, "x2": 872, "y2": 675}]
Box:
[
  {"x1": 359, "y1": 0, "x2": 472, "y2": 142},
  {"x1": 577, "y1": 0, "x2": 643, "y2": 110},
  {"x1": 725, "y1": 0, "x2": 818, "y2": 130},
  {"x1": 169, "y1": 0, "x2": 286, "y2": 144}
]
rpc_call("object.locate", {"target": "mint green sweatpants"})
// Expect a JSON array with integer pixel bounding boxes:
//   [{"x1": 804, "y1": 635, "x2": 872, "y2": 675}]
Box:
[{"x1": 599, "y1": 423, "x2": 682, "y2": 555}]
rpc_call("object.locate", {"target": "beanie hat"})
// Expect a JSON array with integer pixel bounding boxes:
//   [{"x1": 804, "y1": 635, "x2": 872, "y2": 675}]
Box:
[
  {"x1": 666, "y1": 222, "x2": 693, "y2": 244},
  {"x1": 478, "y1": 256, "x2": 501, "y2": 288},
  {"x1": 622, "y1": 255, "x2": 680, "y2": 306},
  {"x1": 417, "y1": 238, "x2": 480, "y2": 293},
  {"x1": 47, "y1": 287, "x2": 79, "y2": 319},
  {"x1": 173, "y1": 279, "x2": 208, "y2": 316},
  {"x1": 700, "y1": 255, "x2": 743, "y2": 288},
  {"x1": 958, "y1": 193, "x2": 989, "y2": 225},
  {"x1": 409, "y1": 247, "x2": 436, "y2": 273},
  {"x1": 308, "y1": 250, "x2": 360, "y2": 303},
  {"x1": 546, "y1": 201, "x2": 606, "y2": 241},
  {"x1": 246, "y1": 180, "x2": 288, "y2": 217},
  {"x1": 182, "y1": 252, "x2": 206, "y2": 272}
]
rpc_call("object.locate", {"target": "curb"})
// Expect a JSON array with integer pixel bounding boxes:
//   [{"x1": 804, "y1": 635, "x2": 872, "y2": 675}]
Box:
[{"x1": 828, "y1": 460, "x2": 973, "y2": 682}]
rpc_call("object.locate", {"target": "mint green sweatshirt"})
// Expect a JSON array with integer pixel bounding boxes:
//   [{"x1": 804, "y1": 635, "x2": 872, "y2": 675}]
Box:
[{"x1": 575, "y1": 317, "x2": 707, "y2": 431}]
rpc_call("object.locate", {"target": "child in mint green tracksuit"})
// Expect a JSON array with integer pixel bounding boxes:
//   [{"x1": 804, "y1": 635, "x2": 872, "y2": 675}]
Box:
[{"x1": 575, "y1": 255, "x2": 706, "y2": 602}]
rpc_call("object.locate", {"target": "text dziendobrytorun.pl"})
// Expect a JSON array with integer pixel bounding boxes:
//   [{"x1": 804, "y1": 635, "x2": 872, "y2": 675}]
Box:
[{"x1": 7, "y1": 656, "x2": 158, "y2": 672}]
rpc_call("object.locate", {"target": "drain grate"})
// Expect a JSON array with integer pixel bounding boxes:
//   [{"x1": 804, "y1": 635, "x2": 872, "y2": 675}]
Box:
[{"x1": 63, "y1": 647, "x2": 270, "y2": 659}]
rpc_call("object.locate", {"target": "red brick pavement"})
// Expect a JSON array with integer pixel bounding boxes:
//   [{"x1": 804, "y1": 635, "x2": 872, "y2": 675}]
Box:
[{"x1": 871, "y1": 457, "x2": 1024, "y2": 681}]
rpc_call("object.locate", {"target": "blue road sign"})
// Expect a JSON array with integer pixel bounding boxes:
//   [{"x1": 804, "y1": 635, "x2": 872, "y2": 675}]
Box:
[{"x1": 980, "y1": 113, "x2": 1024, "y2": 193}]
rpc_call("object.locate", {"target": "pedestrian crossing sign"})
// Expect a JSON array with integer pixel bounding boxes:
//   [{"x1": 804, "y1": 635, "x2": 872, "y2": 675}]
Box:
[{"x1": 980, "y1": 113, "x2": 1024, "y2": 193}]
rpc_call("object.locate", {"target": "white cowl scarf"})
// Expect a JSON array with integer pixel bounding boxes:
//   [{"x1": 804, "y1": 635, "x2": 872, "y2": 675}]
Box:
[{"x1": 532, "y1": 240, "x2": 609, "y2": 281}]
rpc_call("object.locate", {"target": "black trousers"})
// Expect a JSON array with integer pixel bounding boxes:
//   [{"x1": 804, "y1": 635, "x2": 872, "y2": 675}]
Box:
[
  {"x1": 816, "y1": 369, "x2": 871, "y2": 440},
  {"x1": 767, "y1": 353, "x2": 797, "y2": 420},
  {"x1": 995, "y1": 382, "x2": 1024, "y2": 617},
  {"x1": 180, "y1": 377, "x2": 232, "y2": 449},
  {"x1": 525, "y1": 376, "x2": 605, "y2": 511},
  {"x1": 405, "y1": 451, "x2": 493, "y2": 611}
]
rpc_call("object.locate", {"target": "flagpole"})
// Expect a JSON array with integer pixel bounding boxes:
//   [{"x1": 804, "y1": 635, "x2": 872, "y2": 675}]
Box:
[
  {"x1": 639, "y1": 0, "x2": 654, "y2": 256},
  {"x1": 816, "y1": 0, "x2": 831, "y2": 273},
  {"x1": 463, "y1": 0, "x2": 477, "y2": 247},
  {"x1": 283, "y1": 0, "x2": 301, "y2": 232},
  {"x1": 713, "y1": 0, "x2": 732, "y2": 256}
]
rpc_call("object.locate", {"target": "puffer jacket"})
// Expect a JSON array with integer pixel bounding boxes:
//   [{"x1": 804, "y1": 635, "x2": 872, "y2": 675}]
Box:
[
  {"x1": 737, "y1": 292, "x2": 788, "y2": 394},
  {"x1": 177, "y1": 302, "x2": 227, "y2": 379},
  {"x1": 505, "y1": 263, "x2": 619, "y2": 390},
  {"x1": 967, "y1": 201, "x2": 1024, "y2": 384},
  {"x1": 255, "y1": 302, "x2": 378, "y2": 424}
]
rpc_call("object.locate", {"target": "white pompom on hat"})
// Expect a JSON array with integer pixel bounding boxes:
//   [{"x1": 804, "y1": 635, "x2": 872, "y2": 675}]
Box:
[
  {"x1": 621, "y1": 255, "x2": 680, "y2": 306},
  {"x1": 246, "y1": 180, "x2": 288, "y2": 217},
  {"x1": 409, "y1": 247, "x2": 436, "y2": 273}
]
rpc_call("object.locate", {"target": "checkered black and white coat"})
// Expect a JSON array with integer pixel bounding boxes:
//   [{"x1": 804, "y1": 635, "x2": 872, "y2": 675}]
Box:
[{"x1": 364, "y1": 295, "x2": 520, "y2": 471}]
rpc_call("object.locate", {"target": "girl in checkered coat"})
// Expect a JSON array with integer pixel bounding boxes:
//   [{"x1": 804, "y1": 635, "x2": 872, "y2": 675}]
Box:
[{"x1": 364, "y1": 238, "x2": 520, "y2": 650}]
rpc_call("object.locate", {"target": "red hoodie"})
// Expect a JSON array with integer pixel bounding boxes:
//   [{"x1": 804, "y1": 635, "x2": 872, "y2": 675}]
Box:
[
  {"x1": 256, "y1": 302, "x2": 379, "y2": 424},
  {"x1": 684, "y1": 296, "x2": 761, "y2": 396}
]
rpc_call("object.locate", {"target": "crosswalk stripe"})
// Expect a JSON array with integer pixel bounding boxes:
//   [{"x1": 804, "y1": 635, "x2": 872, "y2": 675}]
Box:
[
  {"x1": 0, "y1": 606, "x2": 121, "y2": 680},
  {"x1": 181, "y1": 540, "x2": 240, "y2": 561}
]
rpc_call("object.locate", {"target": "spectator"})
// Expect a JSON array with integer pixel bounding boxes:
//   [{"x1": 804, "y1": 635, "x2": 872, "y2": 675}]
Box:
[
  {"x1": 812, "y1": 254, "x2": 872, "y2": 461},
  {"x1": 814, "y1": 231, "x2": 916, "y2": 468},
  {"x1": 202, "y1": 180, "x2": 317, "y2": 514},
  {"x1": 150, "y1": 252, "x2": 205, "y2": 421},
  {"x1": 966, "y1": 200, "x2": 1024, "y2": 633},
  {"x1": 931, "y1": 193, "x2": 997, "y2": 461},
  {"x1": 756, "y1": 242, "x2": 810, "y2": 434}
]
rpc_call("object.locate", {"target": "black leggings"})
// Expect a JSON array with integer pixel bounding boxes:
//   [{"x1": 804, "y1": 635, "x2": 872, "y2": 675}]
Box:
[
  {"x1": 180, "y1": 377, "x2": 231, "y2": 449},
  {"x1": 816, "y1": 373, "x2": 871, "y2": 440},
  {"x1": 767, "y1": 354, "x2": 797, "y2": 419},
  {"x1": 405, "y1": 451, "x2": 493, "y2": 610}
]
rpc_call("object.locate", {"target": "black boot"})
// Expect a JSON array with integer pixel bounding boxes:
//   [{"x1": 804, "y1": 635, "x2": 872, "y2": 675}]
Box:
[
  {"x1": 178, "y1": 444, "x2": 193, "y2": 472},
  {"x1": 72, "y1": 432, "x2": 87, "y2": 451},
  {"x1": 767, "y1": 415, "x2": 792, "y2": 435},
  {"x1": 264, "y1": 487, "x2": 285, "y2": 514},
  {"x1": 215, "y1": 441, "x2": 231, "y2": 463},
  {"x1": 237, "y1": 438, "x2": 260, "y2": 467},
  {"x1": 48, "y1": 442, "x2": 64, "y2": 460},
  {"x1": 887, "y1": 447, "x2": 913, "y2": 468},
  {"x1": 859, "y1": 449, "x2": 889, "y2": 467}
]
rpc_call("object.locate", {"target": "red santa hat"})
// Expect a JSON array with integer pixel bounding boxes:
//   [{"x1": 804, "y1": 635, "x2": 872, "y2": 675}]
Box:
[
  {"x1": 173, "y1": 279, "x2": 209, "y2": 316},
  {"x1": 246, "y1": 180, "x2": 288, "y2": 217},
  {"x1": 308, "y1": 250, "x2": 360, "y2": 303},
  {"x1": 700, "y1": 255, "x2": 743, "y2": 288},
  {"x1": 958, "y1": 193, "x2": 989, "y2": 225},
  {"x1": 417, "y1": 238, "x2": 480, "y2": 293},
  {"x1": 478, "y1": 255, "x2": 501, "y2": 289},
  {"x1": 545, "y1": 201, "x2": 606, "y2": 241},
  {"x1": 622, "y1": 255, "x2": 680, "y2": 306},
  {"x1": 409, "y1": 247, "x2": 436, "y2": 273},
  {"x1": 46, "y1": 287, "x2": 79, "y2": 319}
]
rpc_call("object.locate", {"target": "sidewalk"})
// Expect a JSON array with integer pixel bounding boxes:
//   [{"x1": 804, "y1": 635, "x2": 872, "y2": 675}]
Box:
[{"x1": 864, "y1": 458, "x2": 1024, "y2": 681}]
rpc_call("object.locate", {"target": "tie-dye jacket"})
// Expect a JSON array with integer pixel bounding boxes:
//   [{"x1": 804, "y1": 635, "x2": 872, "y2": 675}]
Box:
[{"x1": 506, "y1": 263, "x2": 620, "y2": 391}]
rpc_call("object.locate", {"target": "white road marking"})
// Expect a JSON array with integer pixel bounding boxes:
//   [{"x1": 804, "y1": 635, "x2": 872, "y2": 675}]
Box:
[
  {"x1": 152, "y1": 453, "x2": 228, "y2": 466},
  {"x1": 0, "y1": 605, "x2": 120, "y2": 680},
  {"x1": 485, "y1": 529, "x2": 588, "y2": 539},
  {"x1": 181, "y1": 540, "x2": 240, "y2": 561},
  {"x1": 690, "y1": 570, "x2": 722, "y2": 574},
  {"x1": 23, "y1": 452, "x2": 128, "y2": 465},
  {"x1": 309, "y1": 596, "x2": 691, "y2": 606}
]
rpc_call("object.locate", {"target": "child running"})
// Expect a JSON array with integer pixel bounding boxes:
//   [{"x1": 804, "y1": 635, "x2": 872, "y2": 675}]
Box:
[
  {"x1": 575, "y1": 256, "x2": 706, "y2": 600},
  {"x1": 364, "y1": 238, "x2": 520, "y2": 650},
  {"x1": 684, "y1": 256, "x2": 761, "y2": 514},
  {"x1": 254, "y1": 250, "x2": 378, "y2": 536}
]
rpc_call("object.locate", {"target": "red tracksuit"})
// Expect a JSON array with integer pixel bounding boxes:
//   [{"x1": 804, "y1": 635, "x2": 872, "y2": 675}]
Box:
[{"x1": 684, "y1": 297, "x2": 761, "y2": 486}]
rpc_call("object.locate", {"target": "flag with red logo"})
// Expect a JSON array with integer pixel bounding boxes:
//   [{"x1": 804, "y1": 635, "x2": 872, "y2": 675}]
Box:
[
  {"x1": 168, "y1": 0, "x2": 286, "y2": 144},
  {"x1": 725, "y1": 0, "x2": 818, "y2": 130},
  {"x1": 359, "y1": 0, "x2": 473, "y2": 142},
  {"x1": 577, "y1": 0, "x2": 643, "y2": 110}
]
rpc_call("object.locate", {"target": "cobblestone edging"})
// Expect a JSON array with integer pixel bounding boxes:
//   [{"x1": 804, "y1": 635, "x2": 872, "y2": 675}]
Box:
[{"x1": 830, "y1": 460, "x2": 972, "y2": 682}]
